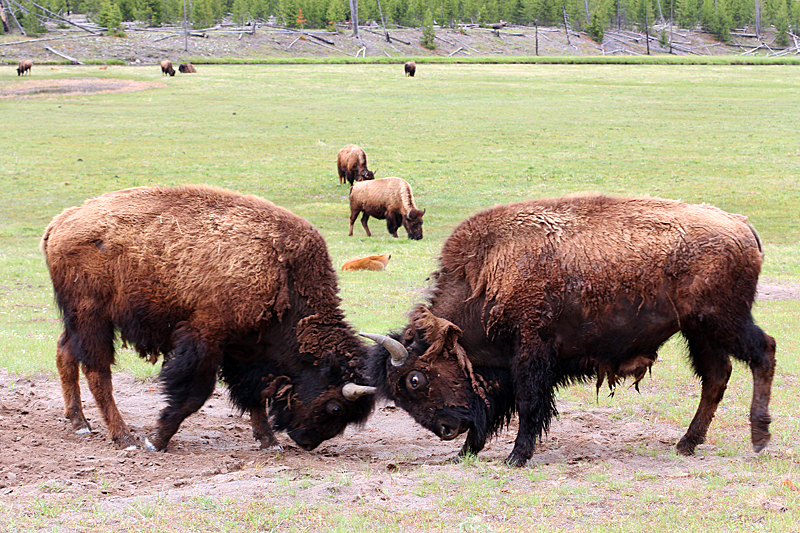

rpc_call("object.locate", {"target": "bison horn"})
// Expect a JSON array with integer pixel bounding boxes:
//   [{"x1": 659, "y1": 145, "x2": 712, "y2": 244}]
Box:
[
  {"x1": 342, "y1": 383, "x2": 377, "y2": 401},
  {"x1": 360, "y1": 332, "x2": 409, "y2": 367}
]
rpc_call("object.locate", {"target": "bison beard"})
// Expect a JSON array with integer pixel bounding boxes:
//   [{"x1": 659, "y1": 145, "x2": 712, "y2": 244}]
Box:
[
  {"x1": 365, "y1": 194, "x2": 776, "y2": 467},
  {"x1": 42, "y1": 185, "x2": 375, "y2": 452}
]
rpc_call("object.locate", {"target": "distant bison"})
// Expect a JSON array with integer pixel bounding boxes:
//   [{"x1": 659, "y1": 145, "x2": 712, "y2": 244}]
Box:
[
  {"x1": 342, "y1": 254, "x2": 391, "y2": 271},
  {"x1": 41, "y1": 185, "x2": 376, "y2": 453},
  {"x1": 17, "y1": 59, "x2": 32, "y2": 76},
  {"x1": 179, "y1": 63, "x2": 196, "y2": 73},
  {"x1": 404, "y1": 61, "x2": 416, "y2": 77},
  {"x1": 337, "y1": 144, "x2": 375, "y2": 186},
  {"x1": 349, "y1": 177, "x2": 425, "y2": 240},
  {"x1": 160, "y1": 60, "x2": 175, "y2": 76},
  {"x1": 364, "y1": 195, "x2": 776, "y2": 467}
]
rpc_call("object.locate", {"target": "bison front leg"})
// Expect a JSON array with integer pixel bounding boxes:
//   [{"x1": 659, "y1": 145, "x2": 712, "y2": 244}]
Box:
[
  {"x1": 147, "y1": 328, "x2": 221, "y2": 452},
  {"x1": 249, "y1": 404, "x2": 282, "y2": 451},
  {"x1": 506, "y1": 338, "x2": 557, "y2": 467}
]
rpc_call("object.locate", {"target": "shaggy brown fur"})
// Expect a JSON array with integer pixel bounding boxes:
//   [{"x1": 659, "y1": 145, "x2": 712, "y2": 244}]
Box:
[
  {"x1": 337, "y1": 145, "x2": 375, "y2": 186},
  {"x1": 341, "y1": 254, "x2": 391, "y2": 271},
  {"x1": 179, "y1": 63, "x2": 196, "y2": 73},
  {"x1": 41, "y1": 185, "x2": 374, "y2": 452},
  {"x1": 349, "y1": 177, "x2": 425, "y2": 240},
  {"x1": 367, "y1": 194, "x2": 776, "y2": 467},
  {"x1": 404, "y1": 61, "x2": 416, "y2": 77},
  {"x1": 160, "y1": 60, "x2": 175, "y2": 76},
  {"x1": 17, "y1": 59, "x2": 32, "y2": 76}
]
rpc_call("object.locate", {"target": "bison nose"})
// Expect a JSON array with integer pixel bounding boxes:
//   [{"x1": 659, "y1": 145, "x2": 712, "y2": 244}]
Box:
[{"x1": 288, "y1": 429, "x2": 320, "y2": 451}]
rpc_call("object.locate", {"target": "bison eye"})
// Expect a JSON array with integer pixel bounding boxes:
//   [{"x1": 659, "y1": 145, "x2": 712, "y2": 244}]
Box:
[
  {"x1": 325, "y1": 400, "x2": 346, "y2": 417},
  {"x1": 405, "y1": 371, "x2": 428, "y2": 393}
]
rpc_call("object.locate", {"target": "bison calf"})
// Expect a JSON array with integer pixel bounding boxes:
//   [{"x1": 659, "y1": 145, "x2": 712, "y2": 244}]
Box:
[
  {"x1": 341, "y1": 254, "x2": 391, "y2": 271},
  {"x1": 41, "y1": 185, "x2": 375, "y2": 453},
  {"x1": 160, "y1": 60, "x2": 175, "y2": 76},
  {"x1": 364, "y1": 194, "x2": 776, "y2": 467},
  {"x1": 349, "y1": 177, "x2": 424, "y2": 240},
  {"x1": 337, "y1": 144, "x2": 375, "y2": 186},
  {"x1": 17, "y1": 60, "x2": 33, "y2": 76}
]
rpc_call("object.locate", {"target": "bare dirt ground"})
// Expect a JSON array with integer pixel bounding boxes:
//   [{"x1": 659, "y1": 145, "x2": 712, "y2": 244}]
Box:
[
  {"x1": 0, "y1": 21, "x2": 780, "y2": 67},
  {"x1": 0, "y1": 281, "x2": 796, "y2": 515}
]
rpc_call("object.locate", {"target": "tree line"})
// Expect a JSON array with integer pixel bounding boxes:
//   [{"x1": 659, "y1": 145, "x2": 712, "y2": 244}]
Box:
[{"x1": 5, "y1": 0, "x2": 800, "y2": 46}]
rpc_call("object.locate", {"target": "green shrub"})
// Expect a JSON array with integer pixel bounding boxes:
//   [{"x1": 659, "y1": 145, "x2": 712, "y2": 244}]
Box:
[
  {"x1": 587, "y1": 14, "x2": 604, "y2": 44},
  {"x1": 98, "y1": 0, "x2": 124, "y2": 36}
]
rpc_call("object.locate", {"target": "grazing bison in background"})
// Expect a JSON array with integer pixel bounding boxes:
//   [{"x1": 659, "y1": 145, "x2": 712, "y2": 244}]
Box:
[
  {"x1": 342, "y1": 254, "x2": 391, "y2": 272},
  {"x1": 17, "y1": 59, "x2": 32, "y2": 76},
  {"x1": 160, "y1": 60, "x2": 175, "y2": 76},
  {"x1": 41, "y1": 185, "x2": 376, "y2": 453},
  {"x1": 337, "y1": 144, "x2": 375, "y2": 186},
  {"x1": 404, "y1": 61, "x2": 416, "y2": 77},
  {"x1": 364, "y1": 195, "x2": 776, "y2": 467},
  {"x1": 349, "y1": 177, "x2": 425, "y2": 240},
  {"x1": 179, "y1": 63, "x2": 196, "y2": 73}
]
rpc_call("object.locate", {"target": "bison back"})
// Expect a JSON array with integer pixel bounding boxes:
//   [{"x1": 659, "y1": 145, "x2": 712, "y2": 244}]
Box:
[{"x1": 41, "y1": 185, "x2": 341, "y2": 336}]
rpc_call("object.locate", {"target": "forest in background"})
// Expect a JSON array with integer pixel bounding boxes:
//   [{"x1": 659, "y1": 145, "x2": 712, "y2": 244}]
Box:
[{"x1": 3, "y1": 0, "x2": 800, "y2": 47}]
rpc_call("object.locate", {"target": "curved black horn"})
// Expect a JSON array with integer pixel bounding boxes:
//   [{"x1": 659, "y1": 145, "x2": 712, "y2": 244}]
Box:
[
  {"x1": 342, "y1": 383, "x2": 377, "y2": 401},
  {"x1": 359, "y1": 332, "x2": 409, "y2": 367}
]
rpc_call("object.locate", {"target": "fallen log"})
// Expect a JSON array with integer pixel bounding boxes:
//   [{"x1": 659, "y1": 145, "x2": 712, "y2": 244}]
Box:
[{"x1": 44, "y1": 45, "x2": 84, "y2": 64}]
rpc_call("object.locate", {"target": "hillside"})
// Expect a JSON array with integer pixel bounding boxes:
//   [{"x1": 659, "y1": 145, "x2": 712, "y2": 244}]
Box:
[{"x1": 1, "y1": 18, "x2": 793, "y2": 65}]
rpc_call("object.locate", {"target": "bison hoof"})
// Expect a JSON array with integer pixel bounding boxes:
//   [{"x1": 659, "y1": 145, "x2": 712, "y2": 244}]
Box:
[
  {"x1": 75, "y1": 427, "x2": 91, "y2": 435},
  {"x1": 504, "y1": 452, "x2": 529, "y2": 468},
  {"x1": 261, "y1": 444, "x2": 283, "y2": 452},
  {"x1": 752, "y1": 435, "x2": 771, "y2": 453},
  {"x1": 676, "y1": 436, "x2": 698, "y2": 456},
  {"x1": 144, "y1": 438, "x2": 164, "y2": 452}
]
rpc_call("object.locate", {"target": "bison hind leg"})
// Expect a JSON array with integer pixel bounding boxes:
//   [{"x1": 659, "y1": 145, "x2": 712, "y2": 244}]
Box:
[{"x1": 56, "y1": 332, "x2": 91, "y2": 435}]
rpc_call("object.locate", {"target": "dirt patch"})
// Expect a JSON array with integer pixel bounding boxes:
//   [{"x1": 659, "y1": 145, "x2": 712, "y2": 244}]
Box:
[{"x1": 0, "y1": 77, "x2": 165, "y2": 99}]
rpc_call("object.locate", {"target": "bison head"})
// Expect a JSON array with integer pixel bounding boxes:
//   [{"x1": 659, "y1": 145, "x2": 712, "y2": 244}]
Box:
[
  {"x1": 403, "y1": 209, "x2": 425, "y2": 240},
  {"x1": 363, "y1": 306, "x2": 505, "y2": 450},
  {"x1": 360, "y1": 169, "x2": 375, "y2": 182},
  {"x1": 266, "y1": 353, "x2": 376, "y2": 451}
]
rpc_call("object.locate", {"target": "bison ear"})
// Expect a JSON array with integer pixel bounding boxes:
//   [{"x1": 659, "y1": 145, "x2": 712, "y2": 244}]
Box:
[{"x1": 411, "y1": 305, "x2": 463, "y2": 361}]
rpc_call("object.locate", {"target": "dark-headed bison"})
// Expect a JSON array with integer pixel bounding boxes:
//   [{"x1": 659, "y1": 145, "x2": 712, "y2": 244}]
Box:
[
  {"x1": 337, "y1": 144, "x2": 375, "y2": 186},
  {"x1": 364, "y1": 195, "x2": 776, "y2": 467},
  {"x1": 41, "y1": 185, "x2": 376, "y2": 453},
  {"x1": 17, "y1": 59, "x2": 33, "y2": 76},
  {"x1": 160, "y1": 60, "x2": 175, "y2": 76}
]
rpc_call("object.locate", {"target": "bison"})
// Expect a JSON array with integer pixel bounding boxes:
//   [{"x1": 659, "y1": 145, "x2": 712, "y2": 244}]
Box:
[
  {"x1": 364, "y1": 195, "x2": 776, "y2": 467},
  {"x1": 160, "y1": 60, "x2": 175, "y2": 76},
  {"x1": 41, "y1": 185, "x2": 376, "y2": 453},
  {"x1": 349, "y1": 177, "x2": 425, "y2": 240},
  {"x1": 337, "y1": 144, "x2": 375, "y2": 186},
  {"x1": 404, "y1": 61, "x2": 416, "y2": 77},
  {"x1": 342, "y1": 254, "x2": 391, "y2": 272},
  {"x1": 17, "y1": 59, "x2": 32, "y2": 76},
  {"x1": 179, "y1": 63, "x2": 197, "y2": 73}
]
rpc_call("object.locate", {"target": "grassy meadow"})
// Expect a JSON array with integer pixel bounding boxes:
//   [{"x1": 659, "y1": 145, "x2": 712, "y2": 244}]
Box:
[{"x1": 1, "y1": 63, "x2": 799, "y2": 531}]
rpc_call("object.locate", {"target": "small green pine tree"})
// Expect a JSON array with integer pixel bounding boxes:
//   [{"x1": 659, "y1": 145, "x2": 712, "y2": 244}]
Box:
[
  {"x1": 97, "y1": 0, "x2": 124, "y2": 36},
  {"x1": 588, "y1": 13, "x2": 604, "y2": 44},
  {"x1": 421, "y1": 8, "x2": 436, "y2": 49}
]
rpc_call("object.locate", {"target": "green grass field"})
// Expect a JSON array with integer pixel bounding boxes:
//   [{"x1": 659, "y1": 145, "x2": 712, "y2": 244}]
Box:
[{"x1": 1, "y1": 63, "x2": 799, "y2": 531}]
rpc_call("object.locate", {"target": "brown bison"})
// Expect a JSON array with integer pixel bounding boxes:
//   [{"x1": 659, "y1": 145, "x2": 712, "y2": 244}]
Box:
[
  {"x1": 349, "y1": 177, "x2": 425, "y2": 240},
  {"x1": 160, "y1": 60, "x2": 175, "y2": 76},
  {"x1": 179, "y1": 63, "x2": 196, "y2": 73},
  {"x1": 41, "y1": 185, "x2": 376, "y2": 452},
  {"x1": 17, "y1": 59, "x2": 33, "y2": 76},
  {"x1": 404, "y1": 61, "x2": 416, "y2": 77},
  {"x1": 342, "y1": 254, "x2": 391, "y2": 271},
  {"x1": 337, "y1": 144, "x2": 375, "y2": 186},
  {"x1": 364, "y1": 195, "x2": 776, "y2": 467}
]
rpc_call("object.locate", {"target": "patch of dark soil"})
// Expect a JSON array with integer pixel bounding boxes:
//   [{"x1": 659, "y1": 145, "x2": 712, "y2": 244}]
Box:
[{"x1": 0, "y1": 78, "x2": 166, "y2": 99}]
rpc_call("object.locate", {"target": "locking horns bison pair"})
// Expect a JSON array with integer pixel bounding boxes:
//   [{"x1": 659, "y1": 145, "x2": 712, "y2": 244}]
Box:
[{"x1": 43, "y1": 187, "x2": 775, "y2": 467}]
